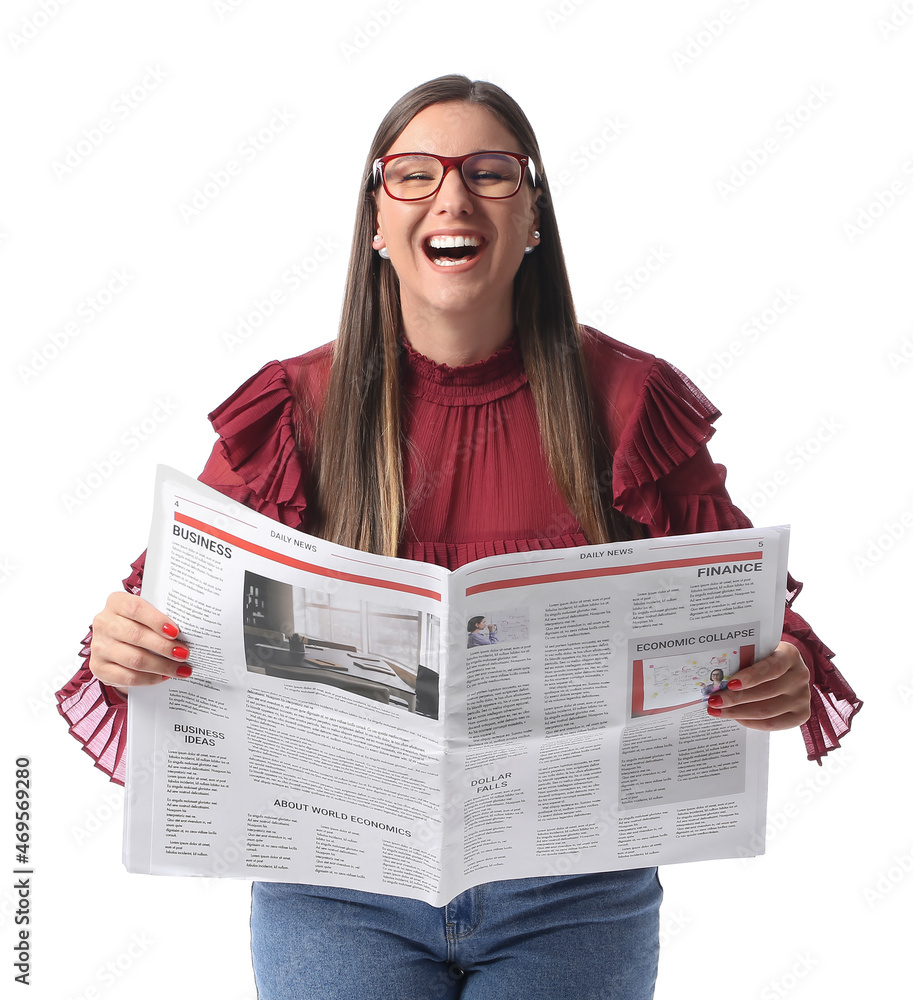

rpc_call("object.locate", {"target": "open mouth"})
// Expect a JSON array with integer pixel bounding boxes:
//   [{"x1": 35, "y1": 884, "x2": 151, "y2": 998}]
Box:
[{"x1": 423, "y1": 235, "x2": 484, "y2": 267}]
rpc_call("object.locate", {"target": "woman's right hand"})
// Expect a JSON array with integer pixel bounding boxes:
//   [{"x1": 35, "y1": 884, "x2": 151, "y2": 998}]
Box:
[{"x1": 91, "y1": 592, "x2": 191, "y2": 695}]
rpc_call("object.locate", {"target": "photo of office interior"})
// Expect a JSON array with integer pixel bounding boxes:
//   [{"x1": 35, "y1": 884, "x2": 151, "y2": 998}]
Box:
[{"x1": 242, "y1": 571, "x2": 440, "y2": 719}]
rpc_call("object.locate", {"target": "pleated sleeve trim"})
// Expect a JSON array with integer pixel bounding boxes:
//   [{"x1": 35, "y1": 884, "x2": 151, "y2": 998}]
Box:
[
  {"x1": 53, "y1": 553, "x2": 145, "y2": 786},
  {"x1": 782, "y1": 607, "x2": 862, "y2": 763}
]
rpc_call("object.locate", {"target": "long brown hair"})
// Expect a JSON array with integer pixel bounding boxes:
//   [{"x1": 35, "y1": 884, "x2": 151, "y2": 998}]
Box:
[{"x1": 310, "y1": 75, "x2": 640, "y2": 555}]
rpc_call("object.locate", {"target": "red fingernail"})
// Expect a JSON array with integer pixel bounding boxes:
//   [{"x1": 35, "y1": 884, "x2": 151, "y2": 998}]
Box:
[
  {"x1": 172, "y1": 646, "x2": 189, "y2": 660},
  {"x1": 707, "y1": 706, "x2": 722, "y2": 716},
  {"x1": 163, "y1": 623, "x2": 179, "y2": 638},
  {"x1": 708, "y1": 695, "x2": 723, "y2": 708},
  {"x1": 728, "y1": 679, "x2": 742, "y2": 690},
  {"x1": 176, "y1": 665, "x2": 193, "y2": 678}
]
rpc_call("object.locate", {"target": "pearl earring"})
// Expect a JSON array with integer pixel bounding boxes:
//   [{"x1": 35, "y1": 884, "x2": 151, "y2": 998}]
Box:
[
  {"x1": 524, "y1": 230, "x2": 541, "y2": 254},
  {"x1": 373, "y1": 234, "x2": 390, "y2": 259}
]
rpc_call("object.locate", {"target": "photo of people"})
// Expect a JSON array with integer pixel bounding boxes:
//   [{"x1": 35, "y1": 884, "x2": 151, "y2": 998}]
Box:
[
  {"x1": 467, "y1": 615, "x2": 498, "y2": 647},
  {"x1": 243, "y1": 571, "x2": 440, "y2": 719},
  {"x1": 466, "y1": 608, "x2": 530, "y2": 649},
  {"x1": 700, "y1": 668, "x2": 730, "y2": 702}
]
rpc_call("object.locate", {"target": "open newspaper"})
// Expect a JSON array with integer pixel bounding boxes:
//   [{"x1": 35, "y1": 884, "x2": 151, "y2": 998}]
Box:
[{"x1": 124, "y1": 466, "x2": 786, "y2": 904}]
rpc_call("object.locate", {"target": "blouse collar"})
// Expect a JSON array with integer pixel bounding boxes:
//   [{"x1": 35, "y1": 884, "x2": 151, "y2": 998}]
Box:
[{"x1": 400, "y1": 336, "x2": 528, "y2": 405}]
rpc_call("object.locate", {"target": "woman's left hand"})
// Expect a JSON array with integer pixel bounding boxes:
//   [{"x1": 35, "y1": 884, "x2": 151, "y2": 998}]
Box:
[{"x1": 707, "y1": 641, "x2": 811, "y2": 731}]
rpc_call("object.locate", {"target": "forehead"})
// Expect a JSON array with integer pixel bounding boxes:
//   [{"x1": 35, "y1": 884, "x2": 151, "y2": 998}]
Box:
[{"x1": 386, "y1": 102, "x2": 521, "y2": 157}]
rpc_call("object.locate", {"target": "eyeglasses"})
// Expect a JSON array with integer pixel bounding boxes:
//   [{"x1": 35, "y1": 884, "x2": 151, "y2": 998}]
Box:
[{"x1": 372, "y1": 151, "x2": 534, "y2": 201}]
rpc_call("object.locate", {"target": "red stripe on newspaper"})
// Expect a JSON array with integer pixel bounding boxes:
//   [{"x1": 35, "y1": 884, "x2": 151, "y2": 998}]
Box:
[
  {"x1": 173, "y1": 512, "x2": 442, "y2": 601},
  {"x1": 464, "y1": 551, "x2": 763, "y2": 596}
]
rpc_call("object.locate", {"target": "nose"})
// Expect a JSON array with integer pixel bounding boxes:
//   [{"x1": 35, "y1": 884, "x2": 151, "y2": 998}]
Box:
[{"x1": 434, "y1": 164, "x2": 474, "y2": 215}]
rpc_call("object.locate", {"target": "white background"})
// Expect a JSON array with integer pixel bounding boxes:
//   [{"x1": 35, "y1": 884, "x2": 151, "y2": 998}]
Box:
[{"x1": 3, "y1": 1, "x2": 909, "y2": 997}]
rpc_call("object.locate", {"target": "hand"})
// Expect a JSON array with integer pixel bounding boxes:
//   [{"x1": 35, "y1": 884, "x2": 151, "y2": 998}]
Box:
[
  {"x1": 90, "y1": 592, "x2": 191, "y2": 695},
  {"x1": 707, "y1": 641, "x2": 811, "y2": 731}
]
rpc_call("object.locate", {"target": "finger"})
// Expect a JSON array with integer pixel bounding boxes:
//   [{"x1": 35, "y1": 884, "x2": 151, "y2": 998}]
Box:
[
  {"x1": 709, "y1": 675, "x2": 796, "y2": 710},
  {"x1": 91, "y1": 629, "x2": 191, "y2": 683},
  {"x1": 103, "y1": 612, "x2": 191, "y2": 665},
  {"x1": 708, "y1": 672, "x2": 811, "y2": 727},
  {"x1": 725, "y1": 653, "x2": 789, "y2": 693},
  {"x1": 105, "y1": 592, "x2": 182, "y2": 641},
  {"x1": 709, "y1": 676, "x2": 808, "y2": 717},
  {"x1": 99, "y1": 659, "x2": 173, "y2": 688},
  {"x1": 92, "y1": 597, "x2": 192, "y2": 688},
  {"x1": 88, "y1": 650, "x2": 174, "y2": 688},
  {"x1": 95, "y1": 595, "x2": 189, "y2": 666},
  {"x1": 92, "y1": 638, "x2": 192, "y2": 686},
  {"x1": 709, "y1": 690, "x2": 799, "y2": 721},
  {"x1": 715, "y1": 646, "x2": 808, "y2": 711}
]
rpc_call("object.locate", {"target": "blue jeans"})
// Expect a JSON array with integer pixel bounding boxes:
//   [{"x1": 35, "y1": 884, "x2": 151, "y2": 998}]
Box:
[{"x1": 250, "y1": 869, "x2": 662, "y2": 999}]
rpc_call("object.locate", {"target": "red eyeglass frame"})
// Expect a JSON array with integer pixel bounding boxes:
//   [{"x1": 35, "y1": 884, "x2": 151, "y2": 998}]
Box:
[{"x1": 372, "y1": 151, "x2": 534, "y2": 201}]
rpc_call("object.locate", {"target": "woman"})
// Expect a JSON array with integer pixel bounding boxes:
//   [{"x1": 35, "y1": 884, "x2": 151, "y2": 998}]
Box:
[
  {"x1": 57, "y1": 75, "x2": 860, "y2": 999},
  {"x1": 701, "y1": 668, "x2": 729, "y2": 701},
  {"x1": 467, "y1": 616, "x2": 499, "y2": 647}
]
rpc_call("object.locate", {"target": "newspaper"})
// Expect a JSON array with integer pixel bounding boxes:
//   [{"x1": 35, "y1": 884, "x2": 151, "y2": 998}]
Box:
[{"x1": 123, "y1": 466, "x2": 786, "y2": 904}]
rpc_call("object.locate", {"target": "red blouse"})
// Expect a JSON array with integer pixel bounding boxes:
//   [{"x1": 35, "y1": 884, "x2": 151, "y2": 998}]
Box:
[{"x1": 56, "y1": 328, "x2": 860, "y2": 784}]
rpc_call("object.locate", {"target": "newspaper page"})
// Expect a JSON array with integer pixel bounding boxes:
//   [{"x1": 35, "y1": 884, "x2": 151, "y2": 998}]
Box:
[{"x1": 124, "y1": 466, "x2": 786, "y2": 905}]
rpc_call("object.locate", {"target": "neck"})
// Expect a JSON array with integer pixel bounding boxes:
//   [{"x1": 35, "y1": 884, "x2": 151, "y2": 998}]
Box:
[{"x1": 399, "y1": 295, "x2": 514, "y2": 367}]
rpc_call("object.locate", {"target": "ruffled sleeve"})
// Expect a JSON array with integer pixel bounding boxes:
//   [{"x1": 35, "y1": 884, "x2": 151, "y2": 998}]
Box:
[
  {"x1": 206, "y1": 359, "x2": 313, "y2": 530},
  {"x1": 611, "y1": 357, "x2": 723, "y2": 533},
  {"x1": 606, "y1": 350, "x2": 861, "y2": 764},
  {"x1": 56, "y1": 356, "x2": 322, "y2": 783}
]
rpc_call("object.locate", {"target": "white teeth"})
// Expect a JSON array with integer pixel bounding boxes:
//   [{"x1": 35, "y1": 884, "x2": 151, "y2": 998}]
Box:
[
  {"x1": 428, "y1": 235, "x2": 482, "y2": 249},
  {"x1": 432, "y1": 257, "x2": 464, "y2": 266}
]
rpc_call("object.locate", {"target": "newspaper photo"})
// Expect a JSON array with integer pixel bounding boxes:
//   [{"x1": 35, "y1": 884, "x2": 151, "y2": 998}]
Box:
[{"x1": 123, "y1": 467, "x2": 787, "y2": 905}]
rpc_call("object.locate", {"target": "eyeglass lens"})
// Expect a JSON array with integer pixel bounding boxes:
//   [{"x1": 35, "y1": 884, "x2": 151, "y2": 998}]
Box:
[{"x1": 383, "y1": 153, "x2": 522, "y2": 199}]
